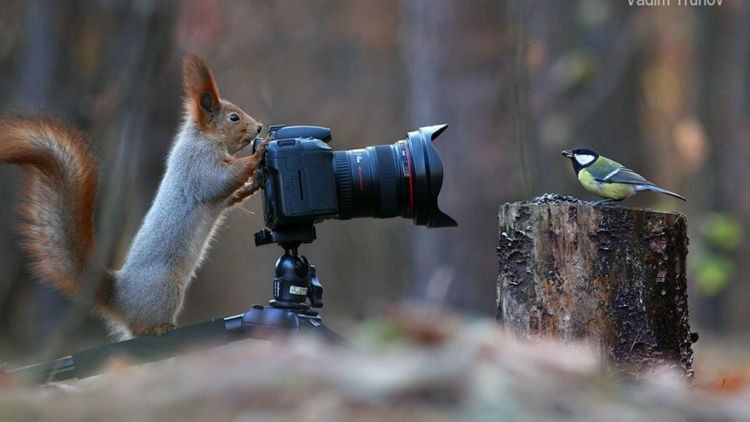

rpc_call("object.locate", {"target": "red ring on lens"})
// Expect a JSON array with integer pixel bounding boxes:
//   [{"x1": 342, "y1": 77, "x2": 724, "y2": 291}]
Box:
[{"x1": 403, "y1": 141, "x2": 415, "y2": 218}]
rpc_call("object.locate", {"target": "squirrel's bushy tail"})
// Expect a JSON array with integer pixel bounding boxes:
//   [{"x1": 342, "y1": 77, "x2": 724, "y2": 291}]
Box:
[{"x1": 0, "y1": 112, "x2": 108, "y2": 302}]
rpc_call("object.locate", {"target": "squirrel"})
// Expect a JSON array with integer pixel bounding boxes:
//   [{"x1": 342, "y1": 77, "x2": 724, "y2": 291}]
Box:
[{"x1": 0, "y1": 54, "x2": 271, "y2": 339}]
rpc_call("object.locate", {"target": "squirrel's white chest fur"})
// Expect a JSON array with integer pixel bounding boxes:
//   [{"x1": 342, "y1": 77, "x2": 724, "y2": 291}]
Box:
[{"x1": 114, "y1": 125, "x2": 231, "y2": 330}]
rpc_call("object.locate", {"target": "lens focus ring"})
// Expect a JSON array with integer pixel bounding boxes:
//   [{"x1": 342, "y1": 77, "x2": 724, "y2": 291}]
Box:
[
  {"x1": 374, "y1": 145, "x2": 398, "y2": 218},
  {"x1": 334, "y1": 152, "x2": 353, "y2": 219}
]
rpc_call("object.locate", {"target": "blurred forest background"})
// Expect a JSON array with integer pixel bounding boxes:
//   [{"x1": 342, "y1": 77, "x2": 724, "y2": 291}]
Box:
[{"x1": 0, "y1": 0, "x2": 748, "y2": 360}]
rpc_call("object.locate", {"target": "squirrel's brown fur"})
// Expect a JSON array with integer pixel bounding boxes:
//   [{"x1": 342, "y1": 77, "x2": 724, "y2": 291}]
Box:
[{"x1": 0, "y1": 113, "x2": 103, "y2": 296}]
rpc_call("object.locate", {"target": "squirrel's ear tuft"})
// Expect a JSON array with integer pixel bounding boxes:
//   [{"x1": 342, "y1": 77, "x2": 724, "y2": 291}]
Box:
[{"x1": 182, "y1": 53, "x2": 221, "y2": 123}]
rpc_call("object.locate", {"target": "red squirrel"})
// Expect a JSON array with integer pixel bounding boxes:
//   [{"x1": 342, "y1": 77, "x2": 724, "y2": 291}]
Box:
[{"x1": 0, "y1": 54, "x2": 270, "y2": 339}]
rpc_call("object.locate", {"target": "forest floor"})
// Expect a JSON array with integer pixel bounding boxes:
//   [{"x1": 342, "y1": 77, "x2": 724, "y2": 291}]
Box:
[{"x1": 1, "y1": 308, "x2": 749, "y2": 421}]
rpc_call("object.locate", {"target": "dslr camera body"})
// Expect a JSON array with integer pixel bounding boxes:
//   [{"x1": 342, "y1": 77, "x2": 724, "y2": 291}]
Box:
[
  {"x1": 252, "y1": 124, "x2": 456, "y2": 236},
  {"x1": 255, "y1": 125, "x2": 338, "y2": 231}
]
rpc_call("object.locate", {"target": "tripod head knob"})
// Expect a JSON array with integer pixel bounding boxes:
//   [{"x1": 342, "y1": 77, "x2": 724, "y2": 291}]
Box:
[{"x1": 309, "y1": 266, "x2": 323, "y2": 308}]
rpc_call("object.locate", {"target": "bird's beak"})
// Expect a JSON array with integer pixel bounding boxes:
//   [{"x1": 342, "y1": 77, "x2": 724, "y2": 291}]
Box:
[{"x1": 561, "y1": 150, "x2": 573, "y2": 158}]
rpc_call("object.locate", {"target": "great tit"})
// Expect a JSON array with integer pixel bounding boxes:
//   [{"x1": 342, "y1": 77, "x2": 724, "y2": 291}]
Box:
[{"x1": 561, "y1": 148, "x2": 686, "y2": 204}]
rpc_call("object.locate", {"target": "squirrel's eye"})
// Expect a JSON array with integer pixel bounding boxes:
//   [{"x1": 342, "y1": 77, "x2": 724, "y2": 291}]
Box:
[{"x1": 229, "y1": 113, "x2": 239, "y2": 122}]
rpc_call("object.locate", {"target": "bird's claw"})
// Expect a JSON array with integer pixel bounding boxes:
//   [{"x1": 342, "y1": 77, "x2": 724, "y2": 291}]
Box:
[{"x1": 592, "y1": 199, "x2": 616, "y2": 206}]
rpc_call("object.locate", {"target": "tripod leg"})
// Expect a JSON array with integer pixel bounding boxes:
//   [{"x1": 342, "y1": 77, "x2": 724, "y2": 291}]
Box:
[{"x1": 319, "y1": 325, "x2": 347, "y2": 343}]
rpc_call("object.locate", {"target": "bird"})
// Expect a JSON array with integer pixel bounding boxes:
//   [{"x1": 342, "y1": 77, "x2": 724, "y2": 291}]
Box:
[{"x1": 561, "y1": 148, "x2": 686, "y2": 204}]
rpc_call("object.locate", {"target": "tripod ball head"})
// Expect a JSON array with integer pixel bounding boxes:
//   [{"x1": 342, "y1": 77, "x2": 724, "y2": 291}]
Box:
[{"x1": 270, "y1": 246, "x2": 323, "y2": 309}]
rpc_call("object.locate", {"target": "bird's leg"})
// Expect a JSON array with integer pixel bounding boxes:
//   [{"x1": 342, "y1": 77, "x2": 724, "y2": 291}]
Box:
[{"x1": 593, "y1": 198, "x2": 615, "y2": 206}]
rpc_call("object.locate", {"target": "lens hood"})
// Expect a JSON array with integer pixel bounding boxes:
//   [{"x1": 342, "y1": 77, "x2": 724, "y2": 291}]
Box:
[{"x1": 407, "y1": 124, "x2": 457, "y2": 228}]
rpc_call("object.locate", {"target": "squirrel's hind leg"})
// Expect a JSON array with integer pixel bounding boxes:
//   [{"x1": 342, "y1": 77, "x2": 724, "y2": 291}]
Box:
[
  {"x1": 133, "y1": 323, "x2": 175, "y2": 337},
  {"x1": 105, "y1": 320, "x2": 133, "y2": 341}
]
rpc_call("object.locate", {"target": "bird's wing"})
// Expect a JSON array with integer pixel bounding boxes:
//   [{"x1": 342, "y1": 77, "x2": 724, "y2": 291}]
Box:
[
  {"x1": 588, "y1": 156, "x2": 653, "y2": 185},
  {"x1": 598, "y1": 167, "x2": 653, "y2": 185}
]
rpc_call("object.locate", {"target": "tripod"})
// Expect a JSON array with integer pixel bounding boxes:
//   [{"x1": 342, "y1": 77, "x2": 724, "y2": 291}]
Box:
[{"x1": 7, "y1": 226, "x2": 339, "y2": 383}]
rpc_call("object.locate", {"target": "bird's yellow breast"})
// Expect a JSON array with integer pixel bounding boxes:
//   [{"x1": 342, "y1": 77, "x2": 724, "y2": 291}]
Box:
[{"x1": 578, "y1": 170, "x2": 634, "y2": 200}]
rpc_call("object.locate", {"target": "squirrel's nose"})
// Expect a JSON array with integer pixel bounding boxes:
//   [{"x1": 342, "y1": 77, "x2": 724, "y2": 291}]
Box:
[{"x1": 256, "y1": 124, "x2": 263, "y2": 134}]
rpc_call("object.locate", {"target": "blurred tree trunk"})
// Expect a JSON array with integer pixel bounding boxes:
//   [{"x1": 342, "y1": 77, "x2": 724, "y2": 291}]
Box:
[
  {"x1": 16, "y1": 0, "x2": 68, "y2": 351},
  {"x1": 637, "y1": 7, "x2": 698, "y2": 195},
  {"x1": 401, "y1": 0, "x2": 514, "y2": 311},
  {"x1": 0, "y1": 0, "x2": 177, "y2": 358},
  {"x1": 705, "y1": 1, "x2": 750, "y2": 331}
]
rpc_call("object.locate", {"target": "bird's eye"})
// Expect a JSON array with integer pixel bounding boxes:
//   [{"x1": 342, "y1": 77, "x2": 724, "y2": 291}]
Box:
[{"x1": 229, "y1": 113, "x2": 239, "y2": 122}]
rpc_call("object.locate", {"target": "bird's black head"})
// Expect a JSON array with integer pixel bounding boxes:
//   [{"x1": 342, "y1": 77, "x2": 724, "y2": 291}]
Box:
[{"x1": 561, "y1": 148, "x2": 600, "y2": 174}]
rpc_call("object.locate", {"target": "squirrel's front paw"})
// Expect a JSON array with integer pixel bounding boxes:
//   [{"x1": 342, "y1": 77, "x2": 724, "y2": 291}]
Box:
[{"x1": 228, "y1": 171, "x2": 263, "y2": 206}]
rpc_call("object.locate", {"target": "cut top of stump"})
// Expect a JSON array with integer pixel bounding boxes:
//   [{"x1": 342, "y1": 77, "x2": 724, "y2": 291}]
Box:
[
  {"x1": 506, "y1": 192, "x2": 685, "y2": 216},
  {"x1": 499, "y1": 193, "x2": 687, "y2": 245}
]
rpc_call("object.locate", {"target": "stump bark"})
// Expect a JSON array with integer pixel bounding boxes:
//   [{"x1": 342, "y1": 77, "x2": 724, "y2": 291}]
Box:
[{"x1": 497, "y1": 194, "x2": 695, "y2": 377}]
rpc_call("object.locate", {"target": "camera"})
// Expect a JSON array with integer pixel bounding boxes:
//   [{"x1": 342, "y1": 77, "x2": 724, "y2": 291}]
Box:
[{"x1": 252, "y1": 124, "x2": 457, "y2": 234}]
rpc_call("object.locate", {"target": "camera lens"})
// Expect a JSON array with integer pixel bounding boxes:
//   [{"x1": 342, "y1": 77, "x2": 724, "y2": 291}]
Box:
[{"x1": 333, "y1": 125, "x2": 457, "y2": 228}]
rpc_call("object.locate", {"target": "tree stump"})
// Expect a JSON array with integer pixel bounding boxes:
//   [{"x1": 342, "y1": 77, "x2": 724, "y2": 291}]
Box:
[{"x1": 497, "y1": 194, "x2": 695, "y2": 377}]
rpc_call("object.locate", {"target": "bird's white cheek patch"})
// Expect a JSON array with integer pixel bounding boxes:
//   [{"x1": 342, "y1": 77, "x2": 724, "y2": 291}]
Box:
[{"x1": 574, "y1": 154, "x2": 595, "y2": 165}]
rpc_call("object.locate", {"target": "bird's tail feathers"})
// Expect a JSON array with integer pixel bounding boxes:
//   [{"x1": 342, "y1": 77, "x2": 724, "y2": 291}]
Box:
[{"x1": 636, "y1": 184, "x2": 687, "y2": 201}]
